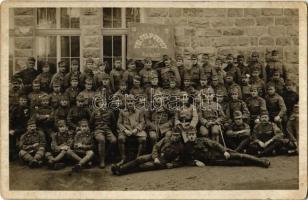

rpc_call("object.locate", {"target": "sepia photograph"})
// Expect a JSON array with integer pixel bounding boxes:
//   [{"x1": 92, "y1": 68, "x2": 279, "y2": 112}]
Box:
[{"x1": 1, "y1": 1, "x2": 307, "y2": 199}]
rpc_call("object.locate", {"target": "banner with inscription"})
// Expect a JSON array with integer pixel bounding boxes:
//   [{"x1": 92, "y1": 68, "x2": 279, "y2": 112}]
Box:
[{"x1": 127, "y1": 23, "x2": 175, "y2": 60}]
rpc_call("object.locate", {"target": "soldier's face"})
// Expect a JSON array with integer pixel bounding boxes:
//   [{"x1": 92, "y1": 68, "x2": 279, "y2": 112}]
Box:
[
  {"x1": 71, "y1": 64, "x2": 79, "y2": 72},
  {"x1": 71, "y1": 80, "x2": 78, "y2": 87},
  {"x1": 216, "y1": 95, "x2": 224, "y2": 103},
  {"x1": 120, "y1": 84, "x2": 127, "y2": 91},
  {"x1": 212, "y1": 79, "x2": 218, "y2": 86},
  {"x1": 237, "y1": 57, "x2": 244, "y2": 64},
  {"x1": 202, "y1": 56, "x2": 209, "y2": 64},
  {"x1": 191, "y1": 59, "x2": 197, "y2": 65},
  {"x1": 42, "y1": 66, "x2": 50, "y2": 73},
  {"x1": 128, "y1": 63, "x2": 136, "y2": 71},
  {"x1": 251, "y1": 55, "x2": 258, "y2": 62},
  {"x1": 58, "y1": 125, "x2": 67, "y2": 133},
  {"x1": 286, "y1": 85, "x2": 293, "y2": 91},
  {"x1": 215, "y1": 60, "x2": 222, "y2": 68},
  {"x1": 187, "y1": 132, "x2": 197, "y2": 142},
  {"x1": 260, "y1": 115, "x2": 269, "y2": 123},
  {"x1": 102, "y1": 79, "x2": 109, "y2": 86},
  {"x1": 234, "y1": 118, "x2": 243, "y2": 125},
  {"x1": 86, "y1": 62, "x2": 94, "y2": 69},
  {"x1": 241, "y1": 77, "x2": 248, "y2": 84},
  {"x1": 12, "y1": 82, "x2": 21, "y2": 90},
  {"x1": 176, "y1": 60, "x2": 183, "y2": 66},
  {"x1": 19, "y1": 98, "x2": 28, "y2": 106},
  {"x1": 267, "y1": 87, "x2": 275, "y2": 95},
  {"x1": 85, "y1": 83, "x2": 93, "y2": 90},
  {"x1": 272, "y1": 55, "x2": 278, "y2": 61},
  {"x1": 80, "y1": 123, "x2": 89, "y2": 132},
  {"x1": 59, "y1": 66, "x2": 66, "y2": 73},
  {"x1": 99, "y1": 64, "x2": 106, "y2": 72},
  {"x1": 33, "y1": 83, "x2": 40, "y2": 91},
  {"x1": 250, "y1": 90, "x2": 258, "y2": 97},
  {"x1": 76, "y1": 100, "x2": 83, "y2": 107},
  {"x1": 231, "y1": 93, "x2": 239, "y2": 100},
  {"x1": 28, "y1": 124, "x2": 36, "y2": 132},
  {"x1": 200, "y1": 80, "x2": 207, "y2": 87},
  {"x1": 252, "y1": 71, "x2": 259, "y2": 77},
  {"x1": 133, "y1": 80, "x2": 141, "y2": 87},
  {"x1": 41, "y1": 99, "x2": 49, "y2": 106},
  {"x1": 170, "y1": 82, "x2": 176, "y2": 88},
  {"x1": 273, "y1": 73, "x2": 280, "y2": 80},
  {"x1": 53, "y1": 85, "x2": 61, "y2": 92},
  {"x1": 27, "y1": 60, "x2": 35, "y2": 68},
  {"x1": 164, "y1": 59, "x2": 171, "y2": 66},
  {"x1": 182, "y1": 94, "x2": 189, "y2": 104},
  {"x1": 226, "y1": 58, "x2": 233, "y2": 64},
  {"x1": 184, "y1": 80, "x2": 190, "y2": 87},
  {"x1": 151, "y1": 78, "x2": 158, "y2": 86},
  {"x1": 225, "y1": 76, "x2": 233, "y2": 83},
  {"x1": 126, "y1": 100, "x2": 135, "y2": 109},
  {"x1": 145, "y1": 61, "x2": 152, "y2": 69},
  {"x1": 115, "y1": 61, "x2": 121, "y2": 69},
  {"x1": 60, "y1": 100, "x2": 68, "y2": 107}
]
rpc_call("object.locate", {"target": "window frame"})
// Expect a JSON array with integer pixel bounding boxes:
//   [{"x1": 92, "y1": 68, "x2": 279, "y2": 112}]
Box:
[
  {"x1": 34, "y1": 8, "x2": 82, "y2": 72},
  {"x1": 101, "y1": 8, "x2": 144, "y2": 69}
]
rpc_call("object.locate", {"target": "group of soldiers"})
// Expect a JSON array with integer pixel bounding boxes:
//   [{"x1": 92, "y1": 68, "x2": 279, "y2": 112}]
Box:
[{"x1": 9, "y1": 49, "x2": 299, "y2": 175}]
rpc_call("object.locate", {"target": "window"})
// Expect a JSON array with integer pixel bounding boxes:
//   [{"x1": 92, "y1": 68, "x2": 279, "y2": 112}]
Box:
[
  {"x1": 36, "y1": 8, "x2": 81, "y2": 73},
  {"x1": 102, "y1": 8, "x2": 140, "y2": 69}
]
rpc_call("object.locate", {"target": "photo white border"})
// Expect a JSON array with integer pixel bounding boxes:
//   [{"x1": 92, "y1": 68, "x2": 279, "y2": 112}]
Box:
[{"x1": 1, "y1": 1, "x2": 307, "y2": 199}]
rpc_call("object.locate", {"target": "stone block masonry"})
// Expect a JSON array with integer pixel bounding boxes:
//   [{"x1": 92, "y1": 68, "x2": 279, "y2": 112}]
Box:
[{"x1": 144, "y1": 8, "x2": 299, "y2": 84}]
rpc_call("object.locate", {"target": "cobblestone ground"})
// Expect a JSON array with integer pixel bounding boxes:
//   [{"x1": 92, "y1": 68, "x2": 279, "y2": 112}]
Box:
[{"x1": 9, "y1": 156, "x2": 298, "y2": 190}]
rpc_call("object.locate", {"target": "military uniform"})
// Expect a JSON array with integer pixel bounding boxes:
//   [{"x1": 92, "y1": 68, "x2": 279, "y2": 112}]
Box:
[
  {"x1": 28, "y1": 79, "x2": 48, "y2": 112},
  {"x1": 265, "y1": 90, "x2": 287, "y2": 122},
  {"x1": 50, "y1": 61, "x2": 67, "y2": 90},
  {"x1": 35, "y1": 63, "x2": 53, "y2": 93},
  {"x1": 183, "y1": 54, "x2": 202, "y2": 88},
  {"x1": 225, "y1": 72, "x2": 242, "y2": 100},
  {"x1": 247, "y1": 52, "x2": 267, "y2": 81},
  {"x1": 286, "y1": 104, "x2": 299, "y2": 151},
  {"x1": 67, "y1": 95, "x2": 91, "y2": 130},
  {"x1": 13, "y1": 57, "x2": 39, "y2": 94},
  {"x1": 250, "y1": 76, "x2": 266, "y2": 98},
  {"x1": 283, "y1": 90, "x2": 299, "y2": 118},
  {"x1": 237, "y1": 55, "x2": 250, "y2": 76},
  {"x1": 240, "y1": 74, "x2": 251, "y2": 101},
  {"x1": 267, "y1": 77, "x2": 285, "y2": 96},
  {"x1": 50, "y1": 80, "x2": 63, "y2": 109},
  {"x1": 184, "y1": 131, "x2": 270, "y2": 168},
  {"x1": 224, "y1": 54, "x2": 241, "y2": 84},
  {"x1": 248, "y1": 110, "x2": 284, "y2": 156},
  {"x1": 19, "y1": 120, "x2": 46, "y2": 167},
  {"x1": 158, "y1": 63, "x2": 181, "y2": 89},
  {"x1": 90, "y1": 108, "x2": 117, "y2": 168},
  {"x1": 225, "y1": 111, "x2": 251, "y2": 152},
  {"x1": 54, "y1": 95, "x2": 70, "y2": 122},
  {"x1": 9, "y1": 77, "x2": 25, "y2": 107},
  {"x1": 110, "y1": 67, "x2": 124, "y2": 92},
  {"x1": 175, "y1": 55, "x2": 185, "y2": 88},
  {"x1": 265, "y1": 50, "x2": 287, "y2": 80},
  {"x1": 112, "y1": 133, "x2": 184, "y2": 175},
  {"x1": 139, "y1": 58, "x2": 158, "y2": 89}
]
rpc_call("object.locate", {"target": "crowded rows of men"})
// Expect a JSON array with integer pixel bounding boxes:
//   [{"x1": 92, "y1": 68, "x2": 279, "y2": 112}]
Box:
[{"x1": 9, "y1": 50, "x2": 299, "y2": 174}]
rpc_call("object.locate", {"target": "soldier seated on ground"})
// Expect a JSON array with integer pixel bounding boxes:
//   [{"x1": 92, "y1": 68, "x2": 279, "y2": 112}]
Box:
[
  {"x1": 247, "y1": 110, "x2": 285, "y2": 157},
  {"x1": 184, "y1": 127, "x2": 270, "y2": 168},
  {"x1": 45, "y1": 120, "x2": 75, "y2": 170},
  {"x1": 18, "y1": 119, "x2": 46, "y2": 168},
  {"x1": 225, "y1": 111, "x2": 251, "y2": 153},
  {"x1": 71, "y1": 119, "x2": 95, "y2": 173},
  {"x1": 111, "y1": 130, "x2": 184, "y2": 176}
]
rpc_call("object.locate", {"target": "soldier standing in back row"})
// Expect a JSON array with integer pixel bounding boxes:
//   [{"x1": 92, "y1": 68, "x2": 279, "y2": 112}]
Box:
[
  {"x1": 183, "y1": 54, "x2": 202, "y2": 89},
  {"x1": 110, "y1": 58, "x2": 124, "y2": 92},
  {"x1": 266, "y1": 50, "x2": 287, "y2": 81},
  {"x1": 224, "y1": 54, "x2": 241, "y2": 84},
  {"x1": 247, "y1": 51, "x2": 267, "y2": 82}
]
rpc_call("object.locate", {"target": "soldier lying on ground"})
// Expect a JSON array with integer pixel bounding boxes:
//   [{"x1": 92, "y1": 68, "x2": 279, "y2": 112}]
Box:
[
  {"x1": 111, "y1": 131, "x2": 184, "y2": 175},
  {"x1": 184, "y1": 127, "x2": 270, "y2": 168}
]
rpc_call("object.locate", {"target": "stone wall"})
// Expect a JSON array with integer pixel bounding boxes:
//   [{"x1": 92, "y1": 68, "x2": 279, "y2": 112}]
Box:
[
  {"x1": 13, "y1": 8, "x2": 35, "y2": 72},
  {"x1": 143, "y1": 8, "x2": 299, "y2": 82}
]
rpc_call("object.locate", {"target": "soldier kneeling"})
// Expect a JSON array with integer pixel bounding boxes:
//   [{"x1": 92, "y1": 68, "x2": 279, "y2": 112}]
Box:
[
  {"x1": 19, "y1": 119, "x2": 46, "y2": 168},
  {"x1": 111, "y1": 131, "x2": 184, "y2": 175},
  {"x1": 184, "y1": 127, "x2": 270, "y2": 168}
]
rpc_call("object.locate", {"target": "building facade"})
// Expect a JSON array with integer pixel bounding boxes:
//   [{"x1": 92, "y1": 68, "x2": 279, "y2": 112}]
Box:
[{"x1": 9, "y1": 7, "x2": 299, "y2": 84}]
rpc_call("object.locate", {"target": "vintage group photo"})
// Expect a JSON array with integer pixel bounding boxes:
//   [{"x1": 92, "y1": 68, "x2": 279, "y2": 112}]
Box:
[{"x1": 5, "y1": 4, "x2": 305, "y2": 194}]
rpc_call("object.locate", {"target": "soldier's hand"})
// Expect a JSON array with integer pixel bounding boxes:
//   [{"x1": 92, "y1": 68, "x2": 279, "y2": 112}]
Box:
[
  {"x1": 166, "y1": 163, "x2": 173, "y2": 169},
  {"x1": 258, "y1": 141, "x2": 265, "y2": 148},
  {"x1": 224, "y1": 152, "x2": 231, "y2": 160},
  {"x1": 254, "y1": 118, "x2": 260, "y2": 124},
  {"x1": 154, "y1": 158, "x2": 160, "y2": 164},
  {"x1": 9, "y1": 130, "x2": 15, "y2": 136},
  {"x1": 132, "y1": 129, "x2": 138, "y2": 135},
  {"x1": 195, "y1": 160, "x2": 205, "y2": 167},
  {"x1": 32, "y1": 143, "x2": 39, "y2": 148},
  {"x1": 125, "y1": 130, "x2": 132, "y2": 136},
  {"x1": 274, "y1": 116, "x2": 281, "y2": 122}
]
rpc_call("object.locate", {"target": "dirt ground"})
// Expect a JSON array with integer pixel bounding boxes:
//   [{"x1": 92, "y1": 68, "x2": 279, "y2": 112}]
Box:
[{"x1": 9, "y1": 155, "x2": 298, "y2": 190}]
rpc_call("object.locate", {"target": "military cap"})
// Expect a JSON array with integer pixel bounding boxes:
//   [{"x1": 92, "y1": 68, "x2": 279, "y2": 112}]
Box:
[
  {"x1": 260, "y1": 110, "x2": 269, "y2": 116},
  {"x1": 271, "y1": 50, "x2": 279, "y2": 56},
  {"x1": 162, "y1": 55, "x2": 170, "y2": 61},
  {"x1": 86, "y1": 57, "x2": 94, "y2": 64},
  {"x1": 11, "y1": 77, "x2": 23, "y2": 84},
  {"x1": 150, "y1": 72, "x2": 159, "y2": 79},
  {"x1": 211, "y1": 75, "x2": 218, "y2": 81},
  {"x1": 27, "y1": 57, "x2": 36, "y2": 62},
  {"x1": 250, "y1": 85, "x2": 258, "y2": 92},
  {"x1": 226, "y1": 71, "x2": 234, "y2": 77},
  {"x1": 101, "y1": 73, "x2": 110, "y2": 80},
  {"x1": 126, "y1": 94, "x2": 135, "y2": 101},
  {"x1": 176, "y1": 55, "x2": 183, "y2": 61},
  {"x1": 186, "y1": 127, "x2": 197, "y2": 134},
  {"x1": 133, "y1": 74, "x2": 141, "y2": 81},
  {"x1": 85, "y1": 77, "x2": 94, "y2": 84},
  {"x1": 144, "y1": 57, "x2": 152, "y2": 63},
  {"x1": 191, "y1": 54, "x2": 198, "y2": 60},
  {"x1": 233, "y1": 111, "x2": 243, "y2": 119},
  {"x1": 42, "y1": 62, "x2": 50, "y2": 68},
  {"x1": 27, "y1": 118, "x2": 36, "y2": 126},
  {"x1": 285, "y1": 79, "x2": 293, "y2": 86},
  {"x1": 40, "y1": 93, "x2": 50, "y2": 101},
  {"x1": 70, "y1": 74, "x2": 79, "y2": 81},
  {"x1": 237, "y1": 54, "x2": 244, "y2": 59},
  {"x1": 127, "y1": 59, "x2": 135, "y2": 66},
  {"x1": 60, "y1": 94, "x2": 69, "y2": 101},
  {"x1": 84, "y1": 68, "x2": 94, "y2": 76},
  {"x1": 231, "y1": 87, "x2": 239, "y2": 94},
  {"x1": 200, "y1": 73, "x2": 207, "y2": 80},
  {"x1": 58, "y1": 60, "x2": 66, "y2": 67},
  {"x1": 226, "y1": 54, "x2": 234, "y2": 60},
  {"x1": 56, "y1": 119, "x2": 66, "y2": 127},
  {"x1": 76, "y1": 94, "x2": 85, "y2": 102},
  {"x1": 78, "y1": 119, "x2": 89, "y2": 126},
  {"x1": 267, "y1": 83, "x2": 276, "y2": 89},
  {"x1": 32, "y1": 78, "x2": 40, "y2": 85},
  {"x1": 71, "y1": 59, "x2": 79, "y2": 65}
]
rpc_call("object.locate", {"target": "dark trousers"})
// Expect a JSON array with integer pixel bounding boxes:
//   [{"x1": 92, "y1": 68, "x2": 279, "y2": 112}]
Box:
[
  {"x1": 226, "y1": 136, "x2": 250, "y2": 152},
  {"x1": 248, "y1": 140, "x2": 283, "y2": 156}
]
